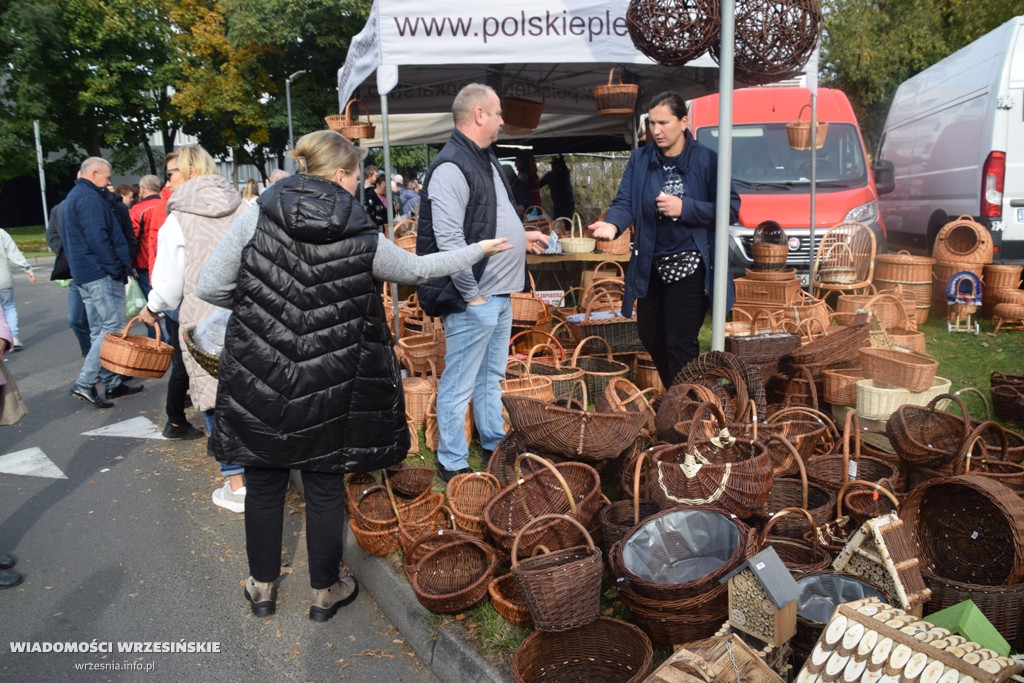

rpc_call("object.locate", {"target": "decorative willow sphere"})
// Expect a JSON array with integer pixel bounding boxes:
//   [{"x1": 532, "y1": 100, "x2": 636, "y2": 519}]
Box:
[
  {"x1": 710, "y1": 0, "x2": 823, "y2": 85},
  {"x1": 627, "y1": 0, "x2": 720, "y2": 67}
]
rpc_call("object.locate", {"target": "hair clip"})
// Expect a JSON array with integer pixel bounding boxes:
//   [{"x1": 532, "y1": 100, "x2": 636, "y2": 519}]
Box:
[{"x1": 295, "y1": 156, "x2": 308, "y2": 173}]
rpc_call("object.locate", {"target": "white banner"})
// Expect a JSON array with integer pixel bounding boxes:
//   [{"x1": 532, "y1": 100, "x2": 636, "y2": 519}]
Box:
[{"x1": 337, "y1": 1, "x2": 382, "y2": 110}]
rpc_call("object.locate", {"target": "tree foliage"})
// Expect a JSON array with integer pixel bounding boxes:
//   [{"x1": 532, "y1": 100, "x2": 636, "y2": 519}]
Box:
[{"x1": 821, "y1": 0, "x2": 1021, "y2": 152}]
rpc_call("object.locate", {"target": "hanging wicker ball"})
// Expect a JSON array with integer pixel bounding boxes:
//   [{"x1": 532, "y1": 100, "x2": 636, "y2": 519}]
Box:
[
  {"x1": 626, "y1": 0, "x2": 720, "y2": 67},
  {"x1": 710, "y1": 0, "x2": 822, "y2": 85}
]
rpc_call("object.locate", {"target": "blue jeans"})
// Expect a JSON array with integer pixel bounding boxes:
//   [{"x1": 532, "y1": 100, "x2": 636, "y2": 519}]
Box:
[
  {"x1": 206, "y1": 409, "x2": 243, "y2": 477},
  {"x1": 67, "y1": 284, "x2": 92, "y2": 355},
  {"x1": 75, "y1": 276, "x2": 126, "y2": 391},
  {"x1": 0, "y1": 287, "x2": 17, "y2": 341},
  {"x1": 435, "y1": 295, "x2": 511, "y2": 470}
]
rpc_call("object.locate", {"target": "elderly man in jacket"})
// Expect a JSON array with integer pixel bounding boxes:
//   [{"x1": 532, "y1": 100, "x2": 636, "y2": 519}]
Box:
[{"x1": 62, "y1": 156, "x2": 143, "y2": 408}]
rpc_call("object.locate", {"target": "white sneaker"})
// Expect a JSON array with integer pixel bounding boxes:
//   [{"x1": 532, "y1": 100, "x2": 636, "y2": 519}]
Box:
[{"x1": 212, "y1": 481, "x2": 246, "y2": 513}]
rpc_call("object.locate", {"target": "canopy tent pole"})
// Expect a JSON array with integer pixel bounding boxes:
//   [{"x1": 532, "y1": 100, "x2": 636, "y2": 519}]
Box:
[
  {"x1": 380, "y1": 92, "x2": 402, "y2": 342},
  {"x1": 710, "y1": 0, "x2": 735, "y2": 352}
]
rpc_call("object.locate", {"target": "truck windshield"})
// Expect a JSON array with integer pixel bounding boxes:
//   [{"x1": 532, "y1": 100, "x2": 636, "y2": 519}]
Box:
[{"x1": 695, "y1": 123, "x2": 868, "y2": 191}]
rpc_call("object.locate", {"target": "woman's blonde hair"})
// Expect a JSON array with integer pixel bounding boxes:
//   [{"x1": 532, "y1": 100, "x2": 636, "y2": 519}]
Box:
[
  {"x1": 168, "y1": 144, "x2": 217, "y2": 178},
  {"x1": 241, "y1": 178, "x2": 260, "y2": 201},
  {"x1": 291, "y1": 130, "x2": 366, "y2": 180}
]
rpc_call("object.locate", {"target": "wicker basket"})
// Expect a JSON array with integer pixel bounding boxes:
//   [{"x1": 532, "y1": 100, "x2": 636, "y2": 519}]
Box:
[
  {"x1": 752, "y1": 242, "x2": 789, "y2": 270},
  {"x1": 756, "y1": 435, "x2": 836, "y2": 538},
  {"x1": 511, "y1": 617, "x2": 653, "y2": 683},
  {"x1": 483, "y1": 453, "x2": 602, "y2": 559},
  {"x1": 408, "y1": 533, "x2": 498, "y2": 614},
  {"x1": 806, "y1": 409, "x2": 899, "y2": 493},
  {"x1": 558, "y1": 213, "x2": 596, "y2": 253},
  {"x1": 634, "y1": 351, "x2": 664, "y2": 394},
  {"x1": 886, "y1": 393, "x2": 972, "y2": 469},
  {"x1": 859, "y1": 347, "x2": 938, "y2": 393},
  {"x1": 387, "y1": 454, "x2": 434, "y2": 499},
  {"x1": 591, "y1": 225, "x2": 632, "y2": 254},
  {"x1": 510, "y1": 272, "x2": 547, "y2": 327},
  {"x1": 993, "y1": 302, "x2": 1024, "y2": 333},
  {"x1": 648, "y1": 404, "x2": 774, "y2": 517},
  {"x1": 823, "y1": 366, "x2": 864, "y2": 406},
  {"x1": 511, "y1": 514, "x2": 603, "y2": 632},
  {"x1": 502, "y1": 80, "x2": 545, "y2": 130},
  {"x1": 592, "y1": 67, "x2": 638, "y2": 116},
  {"x1": 565, "y1": 298, "x2": 642, "y2": 354},
  {"x1": 488, "y1": 573, "x2": 532, "y2": 628},
  {"x1": 100, "y1": 316, "x2": 173, "y2": 378},
  {"x1": 899, "y1": 474, "x2": 1024, "y2": 586},
  {"x1": 757, "y1": 507, "x2": 833, "y2": 571},
  {"x1": 855, "y1": 375, "x2": 951, "y2": 421},
  {"x1": 923, "y1": 572, "x2": 1024, "y2": 650},
  {"x1": 734, "y1": 276, "x2": 802, "y2": 306},
  {"x1": 932, "y1": 214, "x2": 994, "y2": 264},
  {"x1": 324, "y1": 98, "x2": 375, "y2": 141},
  {"x1": 786, "y1": 104, "x2": 827, "y2": 151},
  {"x1": 983, "y1": 263, "x2": 1023, "y2": 290},
  {"x1": 836, "y1": 288, "x2": 917, "y2": 330},
  {"x1": 446, "y1": 472, "x2": 500, "y2": 540},
  {"x1": 183, "y1": 325, "x2": 219, "y2": 378},
  {"x1": 566, "y1": 336, "x2": 631, "y2": 399}
]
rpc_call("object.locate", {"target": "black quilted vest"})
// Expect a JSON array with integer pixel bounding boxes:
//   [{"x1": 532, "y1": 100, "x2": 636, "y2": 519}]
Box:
[
  {"x1": 415, "y1": 129, "x2": 513, "y2": 317},
  {"x1": 212, "y1": 174, "x2": 408, "y2": 473}
]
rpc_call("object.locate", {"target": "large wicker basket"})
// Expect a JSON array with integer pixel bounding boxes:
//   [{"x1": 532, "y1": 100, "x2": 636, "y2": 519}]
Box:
[
  {"x1": 100, "y1": 316, "x2": 173, "y2": 378},
  {"x1": 511, "y1": 617, "x2": 653, "y2": 683},
  {"x1": 932, "y1": 214, "x2": 993, "y2": 264},
  {"x1": 592, "y1": 68, "x2": 638, "y2": 116}
]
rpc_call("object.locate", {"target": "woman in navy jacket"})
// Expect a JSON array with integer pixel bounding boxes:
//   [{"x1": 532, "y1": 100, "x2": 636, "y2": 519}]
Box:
[{"x1": 590, "y1": 91, "x2": 740, "y2": 388}]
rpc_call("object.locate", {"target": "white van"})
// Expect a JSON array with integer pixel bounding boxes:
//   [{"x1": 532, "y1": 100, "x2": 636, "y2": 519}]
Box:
[{"x1": 872, "y1": 15, "x2": 1024, "y2": 262}]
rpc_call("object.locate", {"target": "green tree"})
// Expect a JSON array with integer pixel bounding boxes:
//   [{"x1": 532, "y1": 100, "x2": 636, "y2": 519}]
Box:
[
  {"x1": 821, "y1": 0, "x2": 1020, "y2": 152},
  {"x1": 0, "y1": 0, "x2": 179, "y2": 180}
]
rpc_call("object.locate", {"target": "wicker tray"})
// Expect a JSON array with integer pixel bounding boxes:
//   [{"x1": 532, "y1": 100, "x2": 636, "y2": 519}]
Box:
[
  {"x1": 859, "y1": 347, "x2": 938, "y2": 393},
  {"x1": 100, "y1": 315, "x2": 173, "y2": 378}
]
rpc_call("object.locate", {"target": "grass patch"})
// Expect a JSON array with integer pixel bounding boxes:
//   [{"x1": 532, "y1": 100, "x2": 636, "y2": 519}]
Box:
[{"x1": 5, "y1": 225, "x2": 49, "y2": 257}]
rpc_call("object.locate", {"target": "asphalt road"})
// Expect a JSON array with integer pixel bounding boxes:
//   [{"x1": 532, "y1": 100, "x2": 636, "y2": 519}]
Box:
[{"x1": 0, "y1": 265, "x2": 438, "y2": 682}]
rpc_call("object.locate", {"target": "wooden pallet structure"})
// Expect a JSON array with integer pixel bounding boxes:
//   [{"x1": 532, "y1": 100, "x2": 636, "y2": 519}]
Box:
[
  {"x1": 832, "y1": 512, "x2": 932, "y2": 616},
  {"x1": 646, "y1": 633, "x2": 785, "y2": 683}
]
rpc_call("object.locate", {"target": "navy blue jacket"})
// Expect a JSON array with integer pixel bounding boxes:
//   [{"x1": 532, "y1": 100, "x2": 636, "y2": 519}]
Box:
[
  {"x1": 61, "y1": 179, "x2": 132, "y2": 285},
  {"x1": 604, "y1": 131, "x2": 740, "y2": 317},
  {"x1": 416, "y1": 128, "x2": 512, "y2": 317}
]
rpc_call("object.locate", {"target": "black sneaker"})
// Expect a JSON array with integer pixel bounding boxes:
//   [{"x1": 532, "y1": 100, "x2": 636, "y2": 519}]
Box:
[
  {"x1": 436, "y1": 465, "x2": 472, "y2": 483},
  {"x1": 162, "y1": 421, "x2": 205, "y2": 440}
]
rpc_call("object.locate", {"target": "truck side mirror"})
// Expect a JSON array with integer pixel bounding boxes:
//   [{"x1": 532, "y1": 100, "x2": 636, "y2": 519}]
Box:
[{"x1": 873, "y1": 159, "x2": 895, "y2": 195}]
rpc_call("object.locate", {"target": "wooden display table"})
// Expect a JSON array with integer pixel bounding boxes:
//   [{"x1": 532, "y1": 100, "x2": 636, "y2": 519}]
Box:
[{"x1": 527, "y1": 251, "x2": 630, "y2": 292}]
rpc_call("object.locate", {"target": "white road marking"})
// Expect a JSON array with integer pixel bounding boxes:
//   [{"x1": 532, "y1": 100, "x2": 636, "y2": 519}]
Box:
[
  {"x1": 0, "y1": 447, "x2": 68, "y2": 479},
  {"x1": 82, "y1": 416, "x2": 167, "y2": 440}
]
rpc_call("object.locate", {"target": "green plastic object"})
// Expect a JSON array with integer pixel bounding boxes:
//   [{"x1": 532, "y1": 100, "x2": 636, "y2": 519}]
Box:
[{"x1": 923, "y1": 600, "x2": 1011, "y2": 656}]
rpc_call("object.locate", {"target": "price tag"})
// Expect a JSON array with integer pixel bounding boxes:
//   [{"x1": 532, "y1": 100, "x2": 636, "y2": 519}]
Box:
[
  {"x1": 971, "y1": 530, "x2": 979, "y2": 540},
  {"x1": 848, "y1": 461, "x2": 858, "y2": 479}
]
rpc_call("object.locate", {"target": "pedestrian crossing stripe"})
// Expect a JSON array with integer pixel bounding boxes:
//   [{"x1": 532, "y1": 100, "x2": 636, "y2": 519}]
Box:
[
  {"x1": 0, "y1": 447, "x2": 68, "y2": 479},
  {"x1": 82, "y1": 416, "x2": 167, "y2": 440}
]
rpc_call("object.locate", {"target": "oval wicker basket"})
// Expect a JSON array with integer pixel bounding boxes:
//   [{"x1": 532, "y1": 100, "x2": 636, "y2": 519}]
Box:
[
  {"x1": 787, "y1": 104, "x2": 827, "y2": 151},
  {"x1": 324, "y1": 98, "x2": 375, "y2": 141},
  {"x1": 511, "y1": 617, "x2": 653, "y2": 683},
  {"x1": 592, "y1": 67, "x2": 638, "y2": 116},
  {"x1": 557, "y1": 213, "x2": 595, "y2": 254},
  {"x1": 932, "y1": 214, "x2": 993, "y2": 264},
  {"x1": 100, "y1": 315, "x2": 173, "y2": 378}
]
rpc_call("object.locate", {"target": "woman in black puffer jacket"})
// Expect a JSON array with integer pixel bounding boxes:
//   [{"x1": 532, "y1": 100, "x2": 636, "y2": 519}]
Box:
[{"x1": 197, "y1": 130, "x2": 510, "y2": 623}]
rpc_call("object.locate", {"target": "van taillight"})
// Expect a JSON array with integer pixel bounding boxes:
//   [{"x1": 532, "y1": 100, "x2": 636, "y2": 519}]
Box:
[{"x1": 981, "y1": 151, "x2": 1005, "y2": 218}]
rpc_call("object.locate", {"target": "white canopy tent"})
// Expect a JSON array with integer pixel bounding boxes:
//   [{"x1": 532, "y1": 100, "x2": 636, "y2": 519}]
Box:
[{"x1": 336, "y1": 0, "x2": 820, "y2": 349}]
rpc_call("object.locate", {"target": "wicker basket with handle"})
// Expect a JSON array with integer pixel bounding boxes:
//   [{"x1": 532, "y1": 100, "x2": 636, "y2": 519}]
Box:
[
  {"x1": 100, "y1": 315, "x2": 173, "y2": 378},
  {"x1": 324, "y1": 98, "x2": 375, "y2": 141},
  {"x1": 592, "y1": 67, "x2": 639, "y2": 116},
  {"x1": 502, "y1": 80, "x2": 545, "y2": 129},
  {"x1": 558, "y1": 213, "x2": 596, "y2": 253},
  {"x1": 787, "y1": 104, "x2": 827, "y2": 151}
]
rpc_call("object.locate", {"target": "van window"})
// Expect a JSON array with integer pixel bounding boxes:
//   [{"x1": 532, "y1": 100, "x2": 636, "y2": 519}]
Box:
[{"x1": 696, "y1": 123, "x2": 868, "y2": 191}]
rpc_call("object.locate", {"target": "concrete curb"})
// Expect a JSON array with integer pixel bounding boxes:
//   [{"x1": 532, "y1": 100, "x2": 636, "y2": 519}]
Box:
[{"x1": 343, "y1": 533, "x2": 512, "y2": 682}]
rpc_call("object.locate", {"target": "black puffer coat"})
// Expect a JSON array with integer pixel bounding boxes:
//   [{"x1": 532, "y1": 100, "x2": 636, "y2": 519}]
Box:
[{"x1": 211, "y1": 174, "x2": 409, "y2": 473}]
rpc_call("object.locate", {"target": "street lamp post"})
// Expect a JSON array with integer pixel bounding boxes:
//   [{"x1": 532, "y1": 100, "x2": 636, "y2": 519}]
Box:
[{"x1": 285, "y1": 70, "x2": 307, "y2": 164}]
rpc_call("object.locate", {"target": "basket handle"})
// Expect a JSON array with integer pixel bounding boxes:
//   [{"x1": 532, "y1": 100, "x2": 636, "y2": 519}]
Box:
[
  {"x1": 758, "y1": 506, "x2": 817, "y2": 546},
  {"x1": 509, "y1": 513, "x2": 595, "y2": 569},
  {"x1": 451, "y1": 470, "x2": 500, "y2": 502},
  {"x1": 744, "y1": 310, "x2": 778, "y2": 337},
  {"x1": 593, "y1": 259, "x2": 625, "y2": 280},
  {"x1": 122, "y1": 315, "x2": 163, "y2": 344},
  {"x1": 581, "y1": 291, "x2": 621, "y2": 322},
  {"x1": 605, "y1": 377, "x2": 653, "y2": 416},
  {"x1": 957, "y1": 421, "x2": 1010, "y2": 472},
  {"x1": 791, "y1": 364, "x2": 819, "y2": 412},
  {"x1": 796, "y1": 103, "x2": 811, "y2": 124},
  {"x1": 570, "y1": 335, "x2": 613, "y2": 365},
  {"x1": 766, "y1": 405, "x2": 838, "y2": 440},
  {"x1": 506, "y1": 357, "x2": 530, "y2": 379},
  {"x1": 343, "y1": 97, "x2": 371, "y2": 122},
  {"x1": 841, "y1": 408, "x2": 861, "y2": 481},
  {"x1": 405, "y1": 527, "x2": 477, "y2": 565},
  {"x1": 798, "y1": 316, "x2": 829, "y2": 341},
  {"x1": 606, "y1": 67, "x2": 624, "y2": 86},
  {"x1": 380, "y1": 469, "x2": 403, "y2": 523},
  {"x1": 511, "y1": 453, "x2": 577, "y2": 514},
  {"x1": 767, "y1": 434, "x2": 808, "y2": 509},
  {"x1": 954, "y1": 387, "x2": 992, "y2": 422},
  {"x1": 927, "y1": 392, "x2": 971, "y2": 432},
  {"x1": 836, "y1": 479, "x2": 900, "y2": 519},
  {"x1": 631, "y1": 449, "x2": 650, "y2": 526},
  {"x1": 510, "y1": 329, "x2": 565, "y2": 360},
  {"x1": 525, "y1": 343, "x2": 560, "y2": 367},
  {"x1": 683, "y1": 402, "x2": 729, "y2": 452}
]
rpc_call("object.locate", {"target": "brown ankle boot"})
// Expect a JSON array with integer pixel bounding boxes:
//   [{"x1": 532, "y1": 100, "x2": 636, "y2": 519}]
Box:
[
  {"x1": 244, "y1": 577, "x2": 276, "y2": 616},
  {"x1": 309, "y1": 576, "x2": 358, "y2": 622}
]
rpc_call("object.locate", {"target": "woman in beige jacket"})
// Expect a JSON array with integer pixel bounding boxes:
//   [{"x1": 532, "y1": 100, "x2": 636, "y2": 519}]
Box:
[{"x1": 139, "y1": 144, "x2": 249, "y2": 513}]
